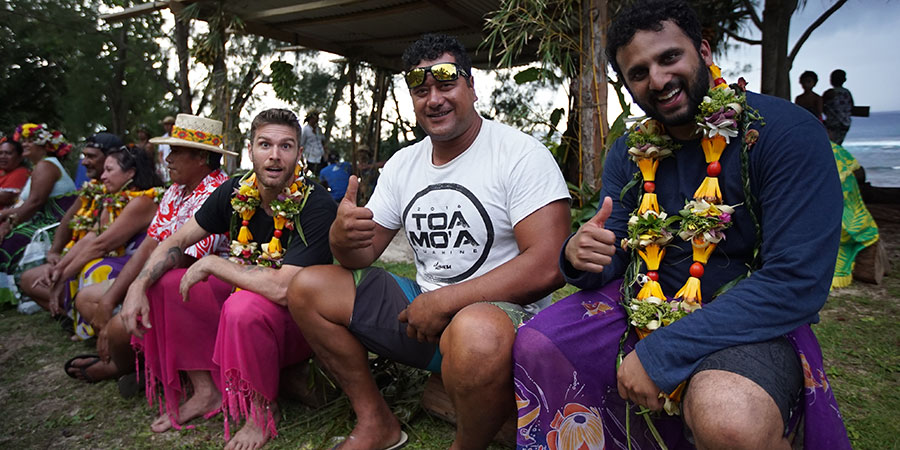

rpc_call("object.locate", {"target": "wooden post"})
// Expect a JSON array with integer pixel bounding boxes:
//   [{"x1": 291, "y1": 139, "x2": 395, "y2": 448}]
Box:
[{"x1": 578, "y1": 0, "x2": 610, "y2": 191}]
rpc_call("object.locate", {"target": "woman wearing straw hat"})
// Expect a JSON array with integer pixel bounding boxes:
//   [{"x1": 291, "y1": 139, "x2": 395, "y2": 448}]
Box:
[{"x1": 59, "y1": 114, "x2": 232, "y2": 389}]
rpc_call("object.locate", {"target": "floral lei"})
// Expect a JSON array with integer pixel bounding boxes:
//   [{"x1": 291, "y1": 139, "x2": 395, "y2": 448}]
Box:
[
  {"x1": 101, "y1": 185, "x2": 166, "y2": 232},
  {"x1": 620, "y1": 64, "x2": 764, "y2": 416},
  {"x1": 229, "y1": 164, "x2": 313, "y2": 268},
  {"x1": 63, "y1": 180, "x2": 164, "y2": 256}
]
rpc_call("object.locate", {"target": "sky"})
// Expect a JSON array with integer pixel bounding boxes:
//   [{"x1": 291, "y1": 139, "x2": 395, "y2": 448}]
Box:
[{"x1": 718, "y1": 0, "x2": 900, "y2": 113}]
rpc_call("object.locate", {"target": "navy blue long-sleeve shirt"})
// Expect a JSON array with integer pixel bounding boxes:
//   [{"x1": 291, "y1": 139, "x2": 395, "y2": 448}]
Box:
[{"x1": 561, "y1": 92, "x2": 842, "y2": 392}]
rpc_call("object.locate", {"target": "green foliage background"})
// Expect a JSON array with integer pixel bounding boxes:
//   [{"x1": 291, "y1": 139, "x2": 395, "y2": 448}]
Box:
[{"x1": 1, "y1": 0, "x2": 174, "y2": 143}]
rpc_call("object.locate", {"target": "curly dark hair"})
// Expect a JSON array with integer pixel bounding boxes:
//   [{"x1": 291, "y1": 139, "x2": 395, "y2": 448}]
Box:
[
  {"x1": 800, "y1": 70, "x2": 818, "y2": 84},
  {"x1": 606, "y1": 0, "x2": 703, "y2": 79},
  {"x1": 830, "y1": 69, "x2": 846, "y2": 86},
  {"x1": 250, "y1": 108, "x2": 302, "y2": 143},
  {"x1": 402, "y1": 34, "x2": 472, "y2": 78},
  {"x1": 106, "y1": 146, "x2": 164, "y2": 190}
]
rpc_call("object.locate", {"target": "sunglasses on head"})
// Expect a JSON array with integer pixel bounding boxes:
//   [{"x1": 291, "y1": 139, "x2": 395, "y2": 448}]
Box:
[{"x1": 405, "y1": 62, "x2": 470, "y2": 89}]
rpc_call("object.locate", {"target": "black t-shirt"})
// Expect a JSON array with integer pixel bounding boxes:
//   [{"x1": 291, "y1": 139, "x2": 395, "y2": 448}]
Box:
[{"x1": 195, "y1": 176, "x2": 336, "y2": 267}]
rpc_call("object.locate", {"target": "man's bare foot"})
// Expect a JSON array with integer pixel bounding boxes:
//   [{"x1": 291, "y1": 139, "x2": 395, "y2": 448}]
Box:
[
  {"x1": 224, "y1": 419, "x2": 269, "y2": 450},
  {"x1": 149, "y1": 388, "x2": 222, "y2": 433},
  {"x1": 224, "y1": 403, "x2": 279, "y2": 450},
  {"x1": 336, "y1": 412, "x2": 404, "y2": 450},
  {"x1": 150, "y1": 414, "x2": 174, "y2": 433}
]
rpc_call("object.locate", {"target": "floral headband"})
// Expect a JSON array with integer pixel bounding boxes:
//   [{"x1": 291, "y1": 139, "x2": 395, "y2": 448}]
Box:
[{"x1": 14, "y1": 123, "x2": 72, "y2": 157}]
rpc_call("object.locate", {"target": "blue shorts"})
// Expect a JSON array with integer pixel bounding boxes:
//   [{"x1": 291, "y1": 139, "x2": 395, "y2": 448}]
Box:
[{"x1": 348, "y1": 267, "x2": 531, "y2": 373}]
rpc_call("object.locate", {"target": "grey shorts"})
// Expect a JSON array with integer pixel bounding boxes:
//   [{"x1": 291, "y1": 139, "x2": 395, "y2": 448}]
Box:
[
  {"x1": 691, "y1": 336, "x2": 802, "y2": 428},
  {"x1": 347, "y1": 267, "x2": 531, "y2": 373}
]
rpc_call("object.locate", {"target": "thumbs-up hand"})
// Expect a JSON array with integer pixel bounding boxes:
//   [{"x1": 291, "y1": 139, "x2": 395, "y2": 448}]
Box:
[
  {"x1": 564, "y1": 196, "x2": 618, "y2": 273},
  {"x1": 331, "y1": 176, "x2": 377, "y2": 249}
]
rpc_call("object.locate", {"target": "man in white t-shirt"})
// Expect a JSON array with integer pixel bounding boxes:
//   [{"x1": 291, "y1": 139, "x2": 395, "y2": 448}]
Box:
[
  {"x1": 300, "y1": 111, "x2": 326, "y2": 174},
  {"x1": 287, "y1": 34, "x2": 571, "y2": 449}
]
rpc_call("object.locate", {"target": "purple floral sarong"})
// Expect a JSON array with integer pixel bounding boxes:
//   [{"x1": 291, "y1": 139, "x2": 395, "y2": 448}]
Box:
[
  {"x1": 64, "y1": 233, "x2": 145, "y2": 340},
  {"x1": 513, "y1": 282, "x2": 851, "y2": 449}
]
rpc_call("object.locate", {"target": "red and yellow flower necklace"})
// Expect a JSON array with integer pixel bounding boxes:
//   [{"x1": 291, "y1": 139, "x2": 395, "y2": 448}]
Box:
[
  {"x1": 229, "y1": 164, "x2": 313, "y2": 268},
  {"x1": 621, "y1": 64, "x2": 762, "y2": 415},
  {"x1": 63, "y1": 181, "x2": 163, "y2": 255},
  {"x1": 64, "y1": 180, "x2": 106, "y2": 254}
]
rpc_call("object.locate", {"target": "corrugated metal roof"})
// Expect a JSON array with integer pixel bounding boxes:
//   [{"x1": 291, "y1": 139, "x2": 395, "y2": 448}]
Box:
[
  {"x1": 219, "y1": 0, "x2": 529, "y2": 71},
  {"x1": 100, "y1": 0, "x2": 537, "y2": 71}
]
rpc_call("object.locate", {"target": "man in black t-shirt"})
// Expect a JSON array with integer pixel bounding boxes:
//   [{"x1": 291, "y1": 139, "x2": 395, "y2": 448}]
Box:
[{"x1": 119, "y1": 109, "x2": 336, "y2": 449}]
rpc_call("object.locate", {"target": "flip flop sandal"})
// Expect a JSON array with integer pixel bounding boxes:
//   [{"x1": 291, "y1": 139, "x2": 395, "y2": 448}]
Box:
[
  {"x1": 384, "y1": 431, "x2": 408, "y2": 450},
  {"x1": 63, "y1": 354, "x2": 102, "y2": 384},
  {"x1": 331, "y1": 431, "x2": 408, "y2": 450}
]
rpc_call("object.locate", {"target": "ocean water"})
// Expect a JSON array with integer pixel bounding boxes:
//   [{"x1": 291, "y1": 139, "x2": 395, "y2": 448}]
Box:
[{"x1": 842, "y1": 111, "x2": 900, "y2": 187}]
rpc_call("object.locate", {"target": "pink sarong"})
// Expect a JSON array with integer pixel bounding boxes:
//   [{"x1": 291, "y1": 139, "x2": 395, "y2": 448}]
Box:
[
  {"x1": 132, "y1": 269, "x2": 312, "y2": 439},
  {"x1": 215, "y1": 289, "x2": 312, "y2": 438}
]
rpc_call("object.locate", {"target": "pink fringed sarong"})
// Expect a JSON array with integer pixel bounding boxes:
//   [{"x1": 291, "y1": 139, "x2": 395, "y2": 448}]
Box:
[
  {"x1": 132, "y1": 269, "x2": 313, "y2": 440},
  {"x1": 214, "y1": 289, "x2": 312, "y2": 439},
  {"x1": 132, "y1": 269, "x2": 233, "y2": 427}
]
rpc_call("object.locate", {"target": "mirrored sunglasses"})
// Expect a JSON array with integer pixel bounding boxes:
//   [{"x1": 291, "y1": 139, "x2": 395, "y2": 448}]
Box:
[{"x1": 405, "y1": 62, "x2": 470, "y2": 89}]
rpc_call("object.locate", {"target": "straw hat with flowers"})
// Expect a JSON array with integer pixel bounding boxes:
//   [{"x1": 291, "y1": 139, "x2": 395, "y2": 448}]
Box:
[{"x1": 149, "y1": 114, "x2": 237, "y2": 156}]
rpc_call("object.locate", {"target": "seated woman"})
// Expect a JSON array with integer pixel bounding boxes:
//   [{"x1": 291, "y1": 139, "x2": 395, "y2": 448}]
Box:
[
  {"x1": 0, "y1": 123, "x2": 77, "y2": 306},
  {"x1": 20, "y1": 133, "x2": 125, "y2": 310},
  {"x1": 30, "y1": 146, "x2": 163, "y2": 343},
  {"x1": 0, "y1": 138, "x2": 31, "y2": 209}
]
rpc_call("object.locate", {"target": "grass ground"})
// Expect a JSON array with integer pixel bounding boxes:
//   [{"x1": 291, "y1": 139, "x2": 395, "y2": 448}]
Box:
[{"x1": 0, "y1": 212, "x2": 897, "y2": 449}]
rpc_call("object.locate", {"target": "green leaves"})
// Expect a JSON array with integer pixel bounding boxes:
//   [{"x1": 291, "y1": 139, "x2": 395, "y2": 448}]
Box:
[
  {"x1": 513, "y1": 67, "x2": 541, "y2": 84},
  {"x1": 271, "y1": 60, "x2": 301, "y2": 103},
  {"x1": 549, "y1": 108, "x2": 564, "y2": 129}
]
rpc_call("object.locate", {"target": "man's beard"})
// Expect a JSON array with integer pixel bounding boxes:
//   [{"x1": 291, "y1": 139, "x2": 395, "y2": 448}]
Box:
[
  {"x1": 635, "y1": 61, "x2": 710, "y2": 129},
  {"x1": 254, "y1": 164, "x2": 294, "y2": 191}
]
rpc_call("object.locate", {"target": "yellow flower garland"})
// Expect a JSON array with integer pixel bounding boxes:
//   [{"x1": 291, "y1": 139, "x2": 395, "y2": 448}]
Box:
[
  {"x1": 230, "y1": 165, "x2": 312, "y2": 267},
  {"x1": 62, "y1": 182, "x2": 164, "y2": 255}
]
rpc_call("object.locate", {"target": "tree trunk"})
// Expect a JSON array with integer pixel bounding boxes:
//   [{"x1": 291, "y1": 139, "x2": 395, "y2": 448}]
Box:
[
  {"x1": 760, "y1": 0, "x2": 797, "y2": 99},
  {"x1": 226, "y1": 48, "x2": 266, "y2": 172},
  {"x1": 209, "y1": 22, "x2": 233, "y2": 171},
  {"x1": 108, "y1": 25, "x2": 129, "y2": 137},
  {"x1": 364, "y1": 68, "x2": 390, "y2": 161},
  {"x1": 562, "y1": 78, "x2": 582, "y2": 189},
  {"x1": 173, "y1": 14, "x2": 192, "y2": 114},
  {"x1": 323, "y1": 61, "x2": 349, "y2": 142},
  {"x1": 578, "y1": 0, "x2": 609, "y2": 191}
]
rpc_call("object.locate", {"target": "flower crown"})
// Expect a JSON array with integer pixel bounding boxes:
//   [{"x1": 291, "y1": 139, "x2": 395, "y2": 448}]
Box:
[{"x1": 14, "y1": 123, "x2": 72, "y2": 157}]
